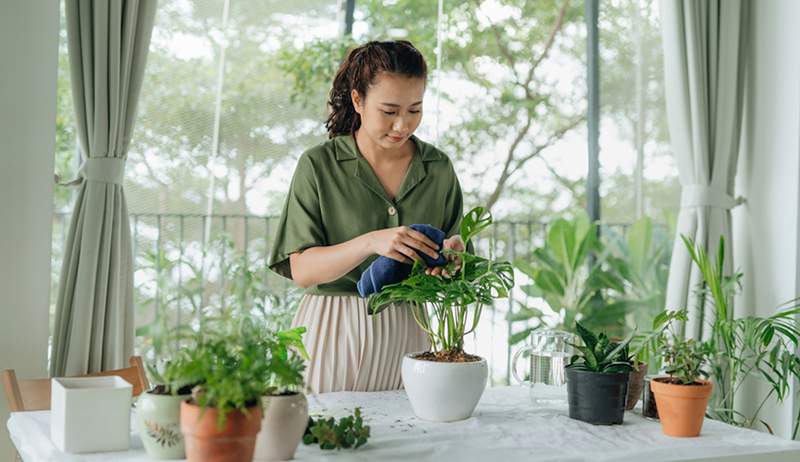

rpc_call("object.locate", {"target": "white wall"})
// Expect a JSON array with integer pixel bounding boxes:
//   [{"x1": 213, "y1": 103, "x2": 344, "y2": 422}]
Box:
[
  {"x1": 0, "y1": 1, "x2": 60, "y2": 457},
  {"x1": 733, "y1": 0, "x2": 800, "y2": 440}
]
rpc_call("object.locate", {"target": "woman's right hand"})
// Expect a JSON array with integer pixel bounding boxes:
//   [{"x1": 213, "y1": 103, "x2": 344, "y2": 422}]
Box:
[{"x1": 368, "y1": 226, "x2": 440, "y2": 264}]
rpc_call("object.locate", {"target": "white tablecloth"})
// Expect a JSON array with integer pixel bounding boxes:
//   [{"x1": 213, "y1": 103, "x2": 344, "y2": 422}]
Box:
[{"x1": 8, "y1": 386, "x2": 800, "y2": 461}]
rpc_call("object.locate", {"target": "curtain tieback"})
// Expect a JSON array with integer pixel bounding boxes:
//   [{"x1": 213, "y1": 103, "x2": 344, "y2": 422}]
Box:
[
  {"x1": 55, "y1": 157, "x2": 126, "y2": 186},
  {"x1": 681, "y1": 184, "x2": 744, "y2": 209}
]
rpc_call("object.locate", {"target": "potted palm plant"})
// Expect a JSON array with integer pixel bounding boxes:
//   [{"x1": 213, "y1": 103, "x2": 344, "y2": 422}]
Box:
[
  {"x1": 253, "y1": 326, "x2": 310, "y2": 462},
  {"x1": 368, "y1": 207, "x2": 514, "y2": 422},
  {"x1": 650, "y1": 326, "x2": 711, "y2": 437},
  {"x1": 566, "y1": 322, "x2": 635, "y2": 425},
  {"x1": 174, "y1": 318, "x2": 282, "y2": 462}
]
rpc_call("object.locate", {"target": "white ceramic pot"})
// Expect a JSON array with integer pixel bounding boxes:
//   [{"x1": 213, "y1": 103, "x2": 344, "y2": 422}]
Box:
[
  {"x1": 401, "y1": 352, "x2": 487, "y2": 422},
  {"x1": 137, "y1": 392, "x2": 191, "y2": 459},
  {"x1": 253, "y1": 392, "x2": 308, "y2": 461},
  {"x1": 50, "y1": 376, "x2": 132, "y2": 453}
]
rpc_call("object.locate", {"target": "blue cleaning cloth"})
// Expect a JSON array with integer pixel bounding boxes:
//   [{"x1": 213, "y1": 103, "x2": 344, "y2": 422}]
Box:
[{"x1": 357, "y1": 224, "x2": 448, "y2": 298}]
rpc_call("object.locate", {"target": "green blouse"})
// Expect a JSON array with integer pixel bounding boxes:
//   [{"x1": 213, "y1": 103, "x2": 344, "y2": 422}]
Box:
[{"x1": 268, "y1": 134, "x2": 466, "y2": 295}]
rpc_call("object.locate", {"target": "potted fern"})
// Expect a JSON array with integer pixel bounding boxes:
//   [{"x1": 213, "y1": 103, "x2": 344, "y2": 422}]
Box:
[
  {"x1": 651, "y1": 326, "x2": 711, "y2": 437},
  {"x1": 253, "y1": 326, "x2": 310, "y2": 462},
  {"x1": 174, "y1": 318, "x2": 296, "y2": 462},
  {"x1": 566, "y1": 322, "x2": 635, "y2": 425},
  {"x1": 368, "y1": 207, "x2": 514, "y2": 422}
]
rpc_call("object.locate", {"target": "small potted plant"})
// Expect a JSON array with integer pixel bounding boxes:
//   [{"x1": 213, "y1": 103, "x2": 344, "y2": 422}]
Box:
[
  {"x1": 566, "y1": 322, "x2": 635, "y2": 425},
  {"x1": 137, "y1": 355, "x2": 195, "y2": 459},
  {"x1": 175, "y1": 318, "x2": 278, "y2": 462},
  {"x1": 253, "y1": 326, "x2": 310, "y2": 462},
  {"x1": 625, "y1": 309, "x2": 689, "y2": 411},
  {"x1": 650, "y1": 326, "x2": 711, "y2": 437},
  {"x1": 368, "y1": 207, "x2": 514, "y2": 422}
]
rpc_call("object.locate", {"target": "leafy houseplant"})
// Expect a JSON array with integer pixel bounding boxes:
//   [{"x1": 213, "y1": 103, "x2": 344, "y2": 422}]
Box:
[
  {"x1": 650, "y1": 321, "x2": 712, "y2": 437},
  {"x1": 174, "y1": 317, "x2": 307, "y2": 462},
  {"x1": 253, "y1": 327, "x2": 311, "y2": 462},
  {"x1": 368, "y1": 207, "x2": 514, "y2": 421},
  {"x1": 565, "y1": 322, "x2": 635, "y2": 425},
  {"x1": 510, "y1": 213, "x2": 627, "y2": 346},
  {"x1": 681, "y1": 236, "x2": 800, "y2": 436},
  {"x1": 624, "y1": 309, "x2": 689, "y2": 411}
]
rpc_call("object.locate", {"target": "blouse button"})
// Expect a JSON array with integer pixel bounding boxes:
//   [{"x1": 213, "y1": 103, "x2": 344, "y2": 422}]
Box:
[{"x1": 387, "y1": 206, "x2": 397, "y2": 216}]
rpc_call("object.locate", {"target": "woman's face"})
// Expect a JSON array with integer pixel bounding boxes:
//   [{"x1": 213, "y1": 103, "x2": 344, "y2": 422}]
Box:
[{"x1": 352, "y1": 72, "x2": 425, "y2": 150}]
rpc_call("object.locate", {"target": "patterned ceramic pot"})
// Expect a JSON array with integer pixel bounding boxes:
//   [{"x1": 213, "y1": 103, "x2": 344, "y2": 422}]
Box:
[{"x1": 137, "y1": 392, "x2": 191, "y2": 459}]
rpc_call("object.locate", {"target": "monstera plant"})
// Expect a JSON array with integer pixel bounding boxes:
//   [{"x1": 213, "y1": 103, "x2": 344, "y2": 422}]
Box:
[{"x1": 368, "y1": 206, "x2": 514, "y2": 422}]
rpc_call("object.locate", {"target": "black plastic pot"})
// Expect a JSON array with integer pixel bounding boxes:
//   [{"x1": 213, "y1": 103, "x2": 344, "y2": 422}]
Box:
[{"x1": 566, "y1": 367, "x2": 630, "y2": 425}]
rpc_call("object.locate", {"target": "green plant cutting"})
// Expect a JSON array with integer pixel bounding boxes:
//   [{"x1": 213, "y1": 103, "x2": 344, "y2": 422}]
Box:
[
  {"x1": 303, "y1": 408, "x2": 371, "y2": 450},
  {"x1": 368, "y1": 207, "x2": 514, "y2": 359}
]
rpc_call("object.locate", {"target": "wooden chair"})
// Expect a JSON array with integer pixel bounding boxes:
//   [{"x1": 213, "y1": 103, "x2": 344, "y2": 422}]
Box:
[{"x1": 2, "y1": 356, "x2": 149, "y2": 412}]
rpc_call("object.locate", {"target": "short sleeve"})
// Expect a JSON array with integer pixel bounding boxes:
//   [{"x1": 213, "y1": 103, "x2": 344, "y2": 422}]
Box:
[
  {"x1": 268, "y1": 153, "x2": 327, "y2": 280},
  {"x1": 441, "y1": 161, "x2": 475, "y2": 254}
]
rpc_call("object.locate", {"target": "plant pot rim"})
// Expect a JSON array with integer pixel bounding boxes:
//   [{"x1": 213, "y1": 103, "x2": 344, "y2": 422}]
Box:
[
  {"x1": 144, "y1": 390, "x2": 192, "y2": 398},
  {"x1": 652, "y1": 377, "x2": 713, "y2": 387},
  {"x1": 263, "y1": 391, "x2": 305, "y2": 398},
  {"x1": 404, "y1": 351, "x2": 486, "y2": 364},
  {"x1": 181, "y1": 399, "x2": 262, "y2": 411},
  {"x1": 566, "y1": 367, "x2": 631, "y2": 377}
]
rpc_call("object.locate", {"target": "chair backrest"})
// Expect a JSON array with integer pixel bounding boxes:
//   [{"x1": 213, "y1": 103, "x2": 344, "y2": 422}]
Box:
[{"x1": 2, "y1": 356, "x2": 149, "y2": 412}]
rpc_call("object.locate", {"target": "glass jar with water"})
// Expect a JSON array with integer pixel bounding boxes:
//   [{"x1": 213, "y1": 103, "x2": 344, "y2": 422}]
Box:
[{"x1": 512, "y1": 330, "x2": 575, "y2": 404}]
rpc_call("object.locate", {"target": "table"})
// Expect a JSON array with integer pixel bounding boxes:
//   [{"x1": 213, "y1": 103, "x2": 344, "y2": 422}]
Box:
[{"x1": 8, "y1": 386, "x2": 800, "y2": 461}]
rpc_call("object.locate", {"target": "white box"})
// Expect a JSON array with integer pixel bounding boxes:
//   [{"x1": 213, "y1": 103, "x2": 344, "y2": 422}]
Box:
[{"x1": 50, "y1": 376, "x2": 132, "y2": 453}]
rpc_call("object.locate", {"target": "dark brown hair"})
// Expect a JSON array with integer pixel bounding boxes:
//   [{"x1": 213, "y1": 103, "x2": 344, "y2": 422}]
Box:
[{"x1": 326, "y1": 40, "x2": 428, "y2": 139}]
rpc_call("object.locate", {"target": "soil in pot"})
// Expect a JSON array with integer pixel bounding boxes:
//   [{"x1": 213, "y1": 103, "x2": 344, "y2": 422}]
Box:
[
  {"x1": 651, "y1": 377, "x2": 712, "y2": 437},
  {"x1": 180, "y1": 400, "x2": 262, "y2": 462},
  {"x1": 625, "y1": 363, "x2": 647, "y2": 411},
  {"x1": 413, "y1": 350, "x2": 482, "y2": 362},
  {"x1": 566, "y1": 368, "x2": 629, "y2": 425}
]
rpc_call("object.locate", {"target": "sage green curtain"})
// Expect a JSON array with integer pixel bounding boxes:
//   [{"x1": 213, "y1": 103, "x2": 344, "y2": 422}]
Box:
[
  {"x1": 51, "y1": 0, "x2": 157, "y2": 376},
  {"x1": 659, "y1": 0, "x2": 748, "y2": 340}
]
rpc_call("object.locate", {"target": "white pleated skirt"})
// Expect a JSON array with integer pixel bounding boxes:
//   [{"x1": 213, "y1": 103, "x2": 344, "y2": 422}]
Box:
[{"x1": 291, "y1": 294, "x2": 430, "y2": 394}]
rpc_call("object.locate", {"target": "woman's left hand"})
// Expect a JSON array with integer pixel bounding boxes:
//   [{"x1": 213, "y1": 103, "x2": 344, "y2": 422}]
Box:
[{"x1": 425, "y1": 235, "x2": 465, "y2": 278}]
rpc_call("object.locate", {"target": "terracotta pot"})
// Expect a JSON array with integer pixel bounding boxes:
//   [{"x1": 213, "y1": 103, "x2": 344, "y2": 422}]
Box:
[
  {"x1": 180, "y1": 401, "x2": 262, "y2": 462},
  {"x1": 254, "y1": 393, "x2": 308, "y2": 461},
  {"x1": 624, "y1": 363, "x2": 648, "y2": 411},
  {"x1": 651, "y1": 378, "x2": 712, "y2": 437}
]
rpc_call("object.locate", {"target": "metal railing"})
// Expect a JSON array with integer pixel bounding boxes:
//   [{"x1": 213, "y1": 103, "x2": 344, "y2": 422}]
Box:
[{"x1": 49, "y1": 212, "x2": 648, "y2": 385}]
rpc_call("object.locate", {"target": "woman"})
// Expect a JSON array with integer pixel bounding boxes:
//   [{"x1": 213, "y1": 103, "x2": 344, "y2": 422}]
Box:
[{"x1": 269, "y1": 40, "x2": 467, "y2": 393}]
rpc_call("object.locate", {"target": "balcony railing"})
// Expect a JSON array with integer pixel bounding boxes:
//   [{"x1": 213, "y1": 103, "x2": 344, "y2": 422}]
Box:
[{"x1": 50, "y1": 212, "x2": 653, "y2": 385}]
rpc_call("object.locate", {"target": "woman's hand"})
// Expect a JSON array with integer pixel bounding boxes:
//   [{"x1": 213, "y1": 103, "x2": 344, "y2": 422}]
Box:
[
  {"x1": 368, "y1": 226, "x2": 440, "y2": 264},
  {"x1": 426, "y1": 235, "x2": 465, "y2": 278}
]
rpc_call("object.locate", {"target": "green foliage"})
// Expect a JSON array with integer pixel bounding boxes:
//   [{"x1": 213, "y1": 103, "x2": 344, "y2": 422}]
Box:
[
  {"x1": 566, "y1": 322, "x2": 635, "y2": 374},
  {"x1": 629, "y1": 308, "x2": 688, "y2": 371},
  {"x1": 511, "y1": 213, "x2": 627, "y2": 345},
  {"x1": 661, "y1": 335, "x2": 707, "y2": 385},
  {"x1": 170, "y1": 317, "x2": 308, "y2": 428},
  {"x1": 136, "y1": 234, "x2": 300, "y2": 359},
  {"x1": 368, "y1": 207, "x2": 514, "y2": 354},
  {"x1": 605, "y1": 217, "x2": 671, "y2": 333},
  {"x1": 682, "y1": 236, "x2": 800, "y2": 436},
  {"x1": 303, "y1": 408, "x2": 371, "y2": 450}
]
